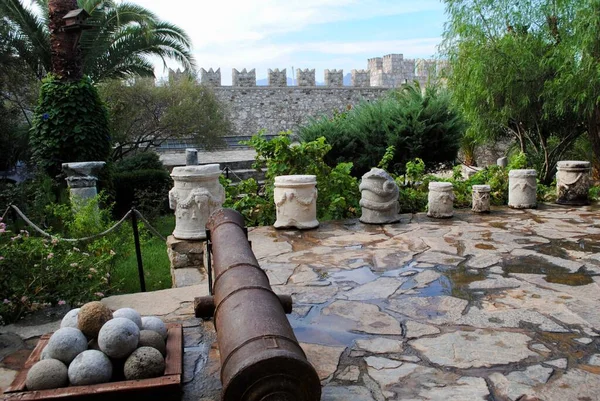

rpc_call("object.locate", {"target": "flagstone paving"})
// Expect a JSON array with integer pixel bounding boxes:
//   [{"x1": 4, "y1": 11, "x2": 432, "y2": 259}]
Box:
[{"x1": 1, "y1": 204, "x2": 600, "y2": 400}]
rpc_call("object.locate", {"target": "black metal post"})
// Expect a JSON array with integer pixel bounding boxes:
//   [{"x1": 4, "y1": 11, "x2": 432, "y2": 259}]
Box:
[
  {"x1": 130, "y1": 209, "x2": 146, "y2": 292},
  {"x1": 206, "y1": 229, "x2": 213, "y2": 295}
]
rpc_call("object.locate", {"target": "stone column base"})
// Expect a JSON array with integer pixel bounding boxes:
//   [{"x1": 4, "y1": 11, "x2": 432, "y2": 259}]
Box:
[{"x1": 166, "y1": 235, "x2": 207, "y2": 288}]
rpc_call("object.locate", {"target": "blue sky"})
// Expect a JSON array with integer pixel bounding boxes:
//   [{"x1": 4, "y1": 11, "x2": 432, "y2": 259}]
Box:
[{"x1": 133, "y1": 0, "x2": 448, "y2": 84}]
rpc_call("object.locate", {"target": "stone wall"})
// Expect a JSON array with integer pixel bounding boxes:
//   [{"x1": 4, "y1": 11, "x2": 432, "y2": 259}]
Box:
[{"x1": 213, "y1": 87, "x2": 388, "y2": 136}]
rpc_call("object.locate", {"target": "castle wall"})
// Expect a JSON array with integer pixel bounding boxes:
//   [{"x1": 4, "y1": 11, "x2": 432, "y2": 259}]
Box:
[
  {"x1": 212, "y1": 87, "x2": 388, "y2": 137},
  {"x1": 194, "y1": 54, "x2": 445, "y2": 138}
]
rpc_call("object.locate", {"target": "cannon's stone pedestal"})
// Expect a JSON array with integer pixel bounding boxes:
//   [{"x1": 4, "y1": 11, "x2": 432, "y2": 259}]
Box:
[
  {"x1": 472, "y1": 185, "x2": 491, "y2": 213},
  {"x1": 427, "y1": 182, "x2": 454, "y2": 218},
  {"x1": 274, "y1": 175, "x2": 318, "y2": 229},
  {"x1": 166, "y1": 235, "x2": 206, "y2": 288},
  {"x1": 508, "y1": 169, "x2": 537, "y2": 209},
  {"x1": 556, "y1": 161, "x2": 591, "y2": 206},
  {"x1": 62, "y1": 162, "x2": 106, "y2": 205},
  {"x1": 359, "y1": 168, "x2": 399, "y2": 224}
]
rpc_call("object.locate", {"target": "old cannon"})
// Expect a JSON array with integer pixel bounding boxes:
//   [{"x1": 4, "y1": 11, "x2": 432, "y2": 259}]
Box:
[{"x1": 194, "y1": 208, "x2": 321, "y2": 401}]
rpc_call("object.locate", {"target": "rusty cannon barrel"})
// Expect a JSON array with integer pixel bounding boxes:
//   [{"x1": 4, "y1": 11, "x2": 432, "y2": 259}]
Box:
[{"x1": 205, "y1": 208, "x2": 321, "y2": 401}]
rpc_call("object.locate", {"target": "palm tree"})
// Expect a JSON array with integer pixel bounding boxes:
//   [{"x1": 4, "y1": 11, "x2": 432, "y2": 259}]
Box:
[{"x1": 0, "y1": 0, "x2": 194, "y2": 81}]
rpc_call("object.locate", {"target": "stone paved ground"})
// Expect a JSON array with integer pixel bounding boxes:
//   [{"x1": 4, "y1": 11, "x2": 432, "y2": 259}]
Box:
[{"x1": 2, "y1": 204, "x2": 600, "y2": 400}]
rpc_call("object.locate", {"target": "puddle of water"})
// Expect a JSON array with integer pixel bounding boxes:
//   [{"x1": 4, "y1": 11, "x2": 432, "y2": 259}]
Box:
[
  {"x1": 475, "y1": 243, "x2": 496, "y2": 250},
  {"x1": 489, "y1": 222, "x2": 508, "y2": 229},
  {"x1": 412, "y1": 276, "x2": 452, "y2": 297},
  {"x1": 530, "y1": 239, "x2": 600, "y2": 259},
  {"x1": 535, "y1": 332, "x2": 587, "y2": 360},
  {"x1": 438, "y1": 266, "x2": 487, "y2": 301},
  {"x1": 330, "y1": 266, "x2": 378, "y2": 285},
  {"x1": 288, "y1": 305, "x2": 365, "y2": 347},
  {"x1": 382, "y1": 265, "x2": 423, "y2": 278},
  {"x1": 398, "y1": 266, "x2": 486, "y2": 301},
  {"x1": 502, "y1": 256, "x2": 594, "y2": 286}
]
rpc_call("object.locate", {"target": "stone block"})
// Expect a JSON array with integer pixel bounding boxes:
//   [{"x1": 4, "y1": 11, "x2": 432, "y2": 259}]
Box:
[
  {"x1": 427, "y1": 182, "x2": 454, "y2": 218},
  {"x1": 508, "y1": 169, "x2": 537, "y2": 209},
  {"x1": 556, "y1": 160, "x2": 591, "y2": 206},
  {"x1": 274, "y1": 175, "x2": 318, "y2": 229},
  {"x1": 166, "y1": 235, "x2": 205, "y2": 271}
]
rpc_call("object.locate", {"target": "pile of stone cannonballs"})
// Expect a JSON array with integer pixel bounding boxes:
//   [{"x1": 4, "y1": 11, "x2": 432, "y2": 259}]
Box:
[{"x1": 25, "y1": 302, "x2": 168, "y2": 391}]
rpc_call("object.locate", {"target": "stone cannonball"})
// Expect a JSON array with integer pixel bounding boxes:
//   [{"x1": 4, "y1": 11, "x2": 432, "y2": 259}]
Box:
[
  {"x1": 68, "y1": 350, "x2": 113, "y2": 386},
  {"x1": 141, "y1": 316, "x2": 167, "y2": 340},
  {"x1": 113, "y1": 307, "x2": 143, "y2": 329},
  {"x1": 44, "y1": 327, "x2": 88, "y2": 364},
  {"x1": 60, "y1": 308, "x2": 80, "y2": 329},
  {"x1": 139, "y1": 330, "x2": 166, "y2": 357},
  {"x1": 26, "y1": 359, "x2": 68, "y2": 390},
  {"x1": 98, "y1": 317, "x2": 140, "y2": 359},
  {"x1": 78, "y1": 301, "x2": 113, "y2": 339},
  {"x1": 124, "y1": 347, "x2": 165, "y2": 380}
]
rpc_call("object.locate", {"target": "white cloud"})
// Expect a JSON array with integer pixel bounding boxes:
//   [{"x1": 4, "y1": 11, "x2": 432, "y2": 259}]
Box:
[{"x1": 132, "y1": 0, "x2": 443, "y2": 47}]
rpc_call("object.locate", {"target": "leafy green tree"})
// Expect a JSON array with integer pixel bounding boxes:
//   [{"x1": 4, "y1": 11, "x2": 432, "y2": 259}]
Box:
[
  {"x1": 299, "y1": 84, "x2": 464, "y2": 177},
  {"x1": 0, "y1": 0, "x2": 194, "y2": 81},
  {"x1": 544, "y1": 0, "x2": 600, "y2": 176},
  {"x1": 99, "y1": 77, "x2": 231, "y2": 161},
  {"x1": 0, "y1": 19, "x2": 38, "y2": 172},
  {"x1": 442, "y1": 0, "x2": 589, "y2": 182}
]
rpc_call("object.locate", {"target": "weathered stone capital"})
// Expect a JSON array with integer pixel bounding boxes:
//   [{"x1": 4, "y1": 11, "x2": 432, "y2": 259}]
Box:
[{"x1": 65, "y1": 176, "x2": 98, "y2": 188}]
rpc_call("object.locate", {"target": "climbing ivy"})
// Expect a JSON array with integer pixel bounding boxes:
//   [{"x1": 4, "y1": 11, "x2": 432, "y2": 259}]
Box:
[{"x1": 30, "y1": 75, "x2": 111, "y2": 177}]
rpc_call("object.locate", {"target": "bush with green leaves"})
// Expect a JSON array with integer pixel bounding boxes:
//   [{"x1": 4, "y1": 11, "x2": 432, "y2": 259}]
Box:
[
  {"x1": 30, "y1": 75, "x2": 111, "y2": 177},
  {"x1": 299, "y1": 84, "x2": 464, "y2": 177},
  {"x1": 0, "y1": 195, "x2": 127, "y2": 324},
  {"x1": 223, "y1": 132, "x2": 360, "y2": 226},
  {"x1": 111, "y1": 152, "x2": 172, "y2": 218},
  {"x1": 114, "y1": 152, "x2": 165, "y2": 173},
  {"x1": 393, "y1": 152, "x2": 556, "y2": 212},
  {"x1": 113, "y1": 169, "x2": 172, "y2": 219}
]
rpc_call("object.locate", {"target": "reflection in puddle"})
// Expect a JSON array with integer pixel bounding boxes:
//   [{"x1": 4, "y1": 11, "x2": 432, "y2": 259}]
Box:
[
  {"x1": 330, "y1": 266, "x2": 378, "y2": 285},
  {"x1": 529, "y1": 239, "x2": 600, "y2": 259},
  {"x1": 502, "y1": 256, "x2": 594, "y2": 286},
  {"x1": 288, "y1": 305, "x2": 366, "y2": 347},
  {"x1": 409, "y1": 266, "x2": 487, "y2": 301}
]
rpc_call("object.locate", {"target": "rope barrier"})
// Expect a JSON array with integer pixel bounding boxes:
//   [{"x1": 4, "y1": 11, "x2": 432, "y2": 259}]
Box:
[
  {"x1": 133, "y1": 209, "x2": 167, "y2": 242},
  {"x1": 10, "y1": 205, "x2": 133, "y2": 242},
  {"x1": 1, "y1": 205, "x2": 10, "y2": 221}
]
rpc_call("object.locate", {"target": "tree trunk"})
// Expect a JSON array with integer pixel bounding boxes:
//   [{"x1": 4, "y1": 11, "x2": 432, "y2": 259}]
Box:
[
  {"x1": 48, "y1": 0, "x2": 82, "y2": 81},
  {"x1": 589, "y1": 105, "x2": 600, "y2": 181}
]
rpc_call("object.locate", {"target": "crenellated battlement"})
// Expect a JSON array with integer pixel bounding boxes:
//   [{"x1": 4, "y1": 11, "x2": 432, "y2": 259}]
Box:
[
  {"x1": 324, "y1": 69, "x2": 344, "y2": 87},
  {"x1": 200, "y1": 68, "x2": 221, "y2": 86},
  {"x1": 296, "y1": 69, "x2": 316, "y2": 86},
  {"x1": 232, "y1": 68, "x2": 256, "y2": 87},
  {"x1": 268, "y1": 68, "x2": 287, "y2": 87},
  {"x1": 198, "y1": 53, "x2": 443, "y2": 88},
  {"x1": 351, "y1": 69, "x2": 370, "y2": 87}
]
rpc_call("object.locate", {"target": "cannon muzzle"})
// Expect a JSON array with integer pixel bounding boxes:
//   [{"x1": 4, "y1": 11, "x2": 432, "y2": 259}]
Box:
[{"x1": 205, "y1": 208, "x2": 321, "y2": 401}]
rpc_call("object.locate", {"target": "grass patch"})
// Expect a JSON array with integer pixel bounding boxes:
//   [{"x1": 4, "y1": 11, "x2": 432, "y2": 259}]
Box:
[{"x1": 111, "y1": 215, "x2": 175, "y2": 294}]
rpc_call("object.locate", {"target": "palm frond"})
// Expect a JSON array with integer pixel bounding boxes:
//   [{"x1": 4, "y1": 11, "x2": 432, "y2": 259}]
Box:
[{"x1": 0, "y1": 0, "x2": 50, "y2": 76}]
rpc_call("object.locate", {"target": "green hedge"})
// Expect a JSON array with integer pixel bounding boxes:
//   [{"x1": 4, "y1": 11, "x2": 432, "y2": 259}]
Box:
[{"x1": 113, "y1": 169, "x2": 172, "y2": 218}]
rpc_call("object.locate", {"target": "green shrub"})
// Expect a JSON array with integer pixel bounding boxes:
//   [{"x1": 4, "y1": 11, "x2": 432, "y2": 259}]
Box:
[
  {"x1": 299, "y1": 84, "x2": 464, "y2": 176},
  {"x1": 113, "y1": 169, "x2": 172, "y2": 218},
  {"x1": 0, "y1": 196, "x2": 125, "y2": 324},
  {"x1": 114, "y1": 152, "x2": 164, "y2": 173},
  {"x1": 223, "y1": 132, "x2": 360, "y2": 225},
  {"x1": 590, "y1": 186, "x2": 600, "y2": 201},
  {"x1": 30, "y1": 75, "x2": 111, "y2": 177}
]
